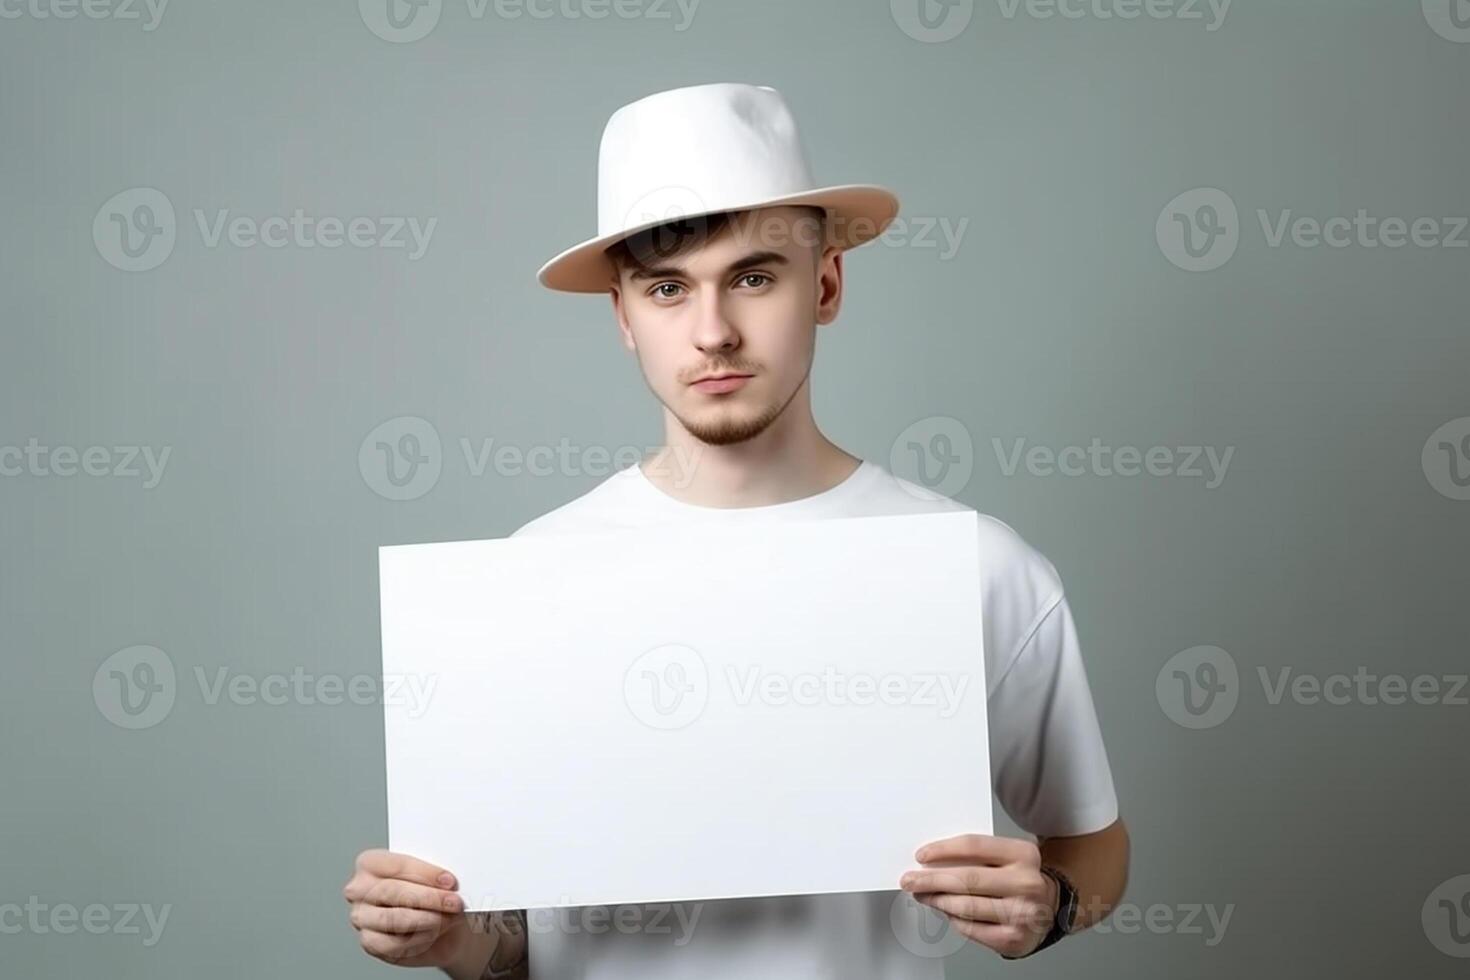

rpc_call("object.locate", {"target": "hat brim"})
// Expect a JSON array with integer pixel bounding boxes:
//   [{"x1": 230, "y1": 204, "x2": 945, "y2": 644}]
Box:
[{"x1": 535, "y1": 184, "x2": 900, "y2": 294}]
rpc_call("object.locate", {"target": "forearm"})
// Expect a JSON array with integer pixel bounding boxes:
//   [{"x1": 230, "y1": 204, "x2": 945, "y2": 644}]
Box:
[
  {"x1": 441, "y1": 911, "x2": 529, "y2": 980},
  {"x1": 1037, "y1": 818, "x2": 1130, "y2": 931}
]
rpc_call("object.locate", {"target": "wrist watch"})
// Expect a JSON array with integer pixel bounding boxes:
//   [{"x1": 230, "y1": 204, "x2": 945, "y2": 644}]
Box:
[{"x1": 1004, "y1": 865, "x2": 1078, "y2": 960}]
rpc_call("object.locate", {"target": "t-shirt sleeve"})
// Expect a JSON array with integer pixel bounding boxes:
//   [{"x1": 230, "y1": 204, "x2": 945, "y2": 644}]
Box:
[{"x1": 988, "y1": 587, "x2": 1120, "y2": 838}]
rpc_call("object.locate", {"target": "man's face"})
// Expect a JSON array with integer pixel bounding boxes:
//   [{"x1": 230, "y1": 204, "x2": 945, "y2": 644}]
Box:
[{"x1": 609, "y1": 206, "x2": 843, "y2": 447}]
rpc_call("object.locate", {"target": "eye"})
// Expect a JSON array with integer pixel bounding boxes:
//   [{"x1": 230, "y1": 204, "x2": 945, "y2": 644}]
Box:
[
  {"x1": 736, "y1": 273, "x2": 771, "y2": 289},
  {"x1": 650, "y1": 282, "x2": 685, "y2": 300}
]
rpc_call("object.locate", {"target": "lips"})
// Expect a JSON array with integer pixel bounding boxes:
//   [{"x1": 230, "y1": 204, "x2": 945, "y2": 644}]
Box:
[{"x1": 690, "y1": 374, "x2": 752, "y2": 393}]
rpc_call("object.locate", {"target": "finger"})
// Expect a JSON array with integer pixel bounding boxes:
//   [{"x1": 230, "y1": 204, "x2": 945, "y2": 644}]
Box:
[
  {"x1": 360, "y1": 878, "x2": 465, "y2": 915},
  {"x1": 945, "y1": 917, "x2": 1033, "y2": 959},
  {"x1": 356, "y1": 849, "x2": 459, "y2": 890},
  {"x1": 357, "y1": 927, "x2": 439, "y2": 965},
  {"x1": 915, "y1": 892, "x2": 1008, "y2": 924},
  {"x1": 349, "y1": 902, "x2": 451, "y2": 937},
  {"x1": 914, "y1": 834, "x2": 1035, "y2": 867},
  {"x1": 900, "y1": 865, "x2": 1026, "y2": 897}
]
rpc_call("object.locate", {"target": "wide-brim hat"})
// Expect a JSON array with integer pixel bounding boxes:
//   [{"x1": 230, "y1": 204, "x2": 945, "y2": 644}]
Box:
[{"x1": 536, "y1": 82, "x2": 900, "y2": 293}]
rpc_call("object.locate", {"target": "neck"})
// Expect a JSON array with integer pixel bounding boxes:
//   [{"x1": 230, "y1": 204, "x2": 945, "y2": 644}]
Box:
[{"x1": 641, "y1": 378, "x2": 861, "y2": 508}]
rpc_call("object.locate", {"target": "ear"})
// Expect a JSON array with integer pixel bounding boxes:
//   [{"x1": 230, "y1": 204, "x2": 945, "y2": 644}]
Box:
[
  {"x1": 815, "y1": 246, "x2": 844, "y2": 326},
  {"x1": 609, "y1": 283, "x2": 637, "y2": 351}
]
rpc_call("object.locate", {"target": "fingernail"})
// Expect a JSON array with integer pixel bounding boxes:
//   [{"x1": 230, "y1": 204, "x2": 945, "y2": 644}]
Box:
[
  {"x1": 439, "y1": 873, "x2": 456, "y2": 888},
  {"x1": 915, "y1": 848, "x2": 929, "y2": 861},
  {"x1": 444, "y1": 894, "x2": 462, "y2": 912}
]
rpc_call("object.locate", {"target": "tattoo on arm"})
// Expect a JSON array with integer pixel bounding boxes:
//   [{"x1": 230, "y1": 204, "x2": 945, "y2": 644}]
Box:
[{"x1": 474, "y1": 910, "x2": 528, "y2": 980}]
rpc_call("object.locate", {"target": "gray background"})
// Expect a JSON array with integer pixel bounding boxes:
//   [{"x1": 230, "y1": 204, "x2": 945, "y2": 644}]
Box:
[{"x1": 3, "y1": 0, "x2": 1467, "y2": 976}]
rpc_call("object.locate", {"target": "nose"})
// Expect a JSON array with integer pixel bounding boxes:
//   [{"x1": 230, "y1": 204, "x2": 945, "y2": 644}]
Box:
[{"x1": 690, "y1": 288, "x2": 740, "y2": 355}]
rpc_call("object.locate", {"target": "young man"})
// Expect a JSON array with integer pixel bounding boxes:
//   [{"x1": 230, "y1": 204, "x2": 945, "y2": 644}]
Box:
[{"x1": 344, "y1": 82, "x2": 1128, "y2": 978}]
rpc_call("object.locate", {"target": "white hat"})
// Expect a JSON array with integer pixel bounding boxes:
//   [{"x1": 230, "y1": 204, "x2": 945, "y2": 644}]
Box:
[{"x1": 536, "y1": 82, "x2": 901, "y2": 293}]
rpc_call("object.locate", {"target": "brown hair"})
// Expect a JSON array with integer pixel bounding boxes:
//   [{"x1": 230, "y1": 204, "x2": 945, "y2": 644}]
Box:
[{"x1": 604, "y1": 205, "x2": 828, "y2": 283}]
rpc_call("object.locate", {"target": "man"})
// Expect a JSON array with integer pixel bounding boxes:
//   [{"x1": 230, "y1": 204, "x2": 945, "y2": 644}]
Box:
[{"x1": 344, "y1": 82, "x2": 1129, "y2": 978}]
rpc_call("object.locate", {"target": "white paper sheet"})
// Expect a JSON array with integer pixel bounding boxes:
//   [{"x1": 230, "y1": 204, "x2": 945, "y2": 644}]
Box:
[{"x1": 379, "y1": 509, "x2": 990, "y2": 911}]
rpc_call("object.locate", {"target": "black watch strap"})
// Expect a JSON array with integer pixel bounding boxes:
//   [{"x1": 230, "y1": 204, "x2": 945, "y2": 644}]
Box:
[{"x1": 1003, "y1": 865, "x2": 1077, "y2": 960}]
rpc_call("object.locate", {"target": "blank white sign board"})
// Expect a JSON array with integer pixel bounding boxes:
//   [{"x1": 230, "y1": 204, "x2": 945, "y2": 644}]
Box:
[{"x1": 379, "y1": 509, "x2": 990, "y2": 911}]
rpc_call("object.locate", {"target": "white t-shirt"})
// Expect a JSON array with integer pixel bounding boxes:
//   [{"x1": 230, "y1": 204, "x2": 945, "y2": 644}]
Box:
[{"x1": 509, "y1": 459, "x2": 1118, "y2": 979}]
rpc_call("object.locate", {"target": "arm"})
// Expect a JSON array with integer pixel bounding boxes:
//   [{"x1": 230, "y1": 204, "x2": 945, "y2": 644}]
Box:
[
  {"x1": 1037, "y1": 817, "x2": 1130, "y2": 931},
  {"x1": 442, "y1": 911, "x2": 529, "y2": 980}
]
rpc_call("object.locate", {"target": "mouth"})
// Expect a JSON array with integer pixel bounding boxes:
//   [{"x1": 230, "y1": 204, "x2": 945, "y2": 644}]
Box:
[{"x1": 690, "y1": 373, "x2": 753, "y2": 394}]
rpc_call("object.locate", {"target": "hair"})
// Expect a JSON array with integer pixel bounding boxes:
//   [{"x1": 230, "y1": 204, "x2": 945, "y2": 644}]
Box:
[{"x1": 604, "y1": 205, "x2": 828, "y2": 283}]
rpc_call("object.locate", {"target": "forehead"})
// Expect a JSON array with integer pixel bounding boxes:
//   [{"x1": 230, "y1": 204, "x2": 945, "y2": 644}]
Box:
[{"x1": 617, "y1": 206, "x2": 820, "y2": 281}]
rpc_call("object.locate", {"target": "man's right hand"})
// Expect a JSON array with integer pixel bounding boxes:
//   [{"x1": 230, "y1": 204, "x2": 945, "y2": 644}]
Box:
[{"x1": 343, "y1": 849, "x2": 478, "y2": 970}]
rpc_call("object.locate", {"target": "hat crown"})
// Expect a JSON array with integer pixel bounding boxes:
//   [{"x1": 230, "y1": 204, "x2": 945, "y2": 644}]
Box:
[{"x1": 596, "y1": 82, "x2": 817, "y2": 238}]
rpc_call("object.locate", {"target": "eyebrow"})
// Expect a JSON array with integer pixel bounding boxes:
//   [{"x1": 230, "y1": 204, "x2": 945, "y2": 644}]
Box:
[{"x1": 626, "y1": 250, "x2": 791, "y2": 283}]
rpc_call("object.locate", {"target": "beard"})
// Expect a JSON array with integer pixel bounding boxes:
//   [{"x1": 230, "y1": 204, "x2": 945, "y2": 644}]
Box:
[{"x1": 662, "y1": 369, "x2": 809, "y2": 447}]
